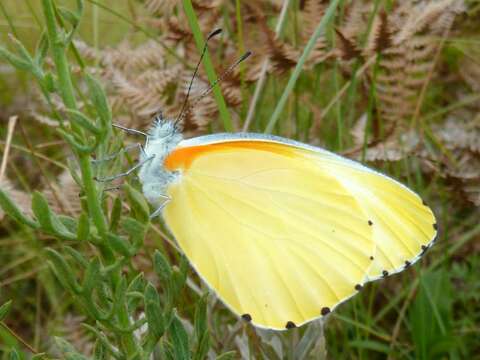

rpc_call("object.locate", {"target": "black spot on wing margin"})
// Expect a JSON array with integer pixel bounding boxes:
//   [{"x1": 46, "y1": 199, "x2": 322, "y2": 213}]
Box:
[
  {"x1": 241, "y1": 314, "x2": 252, "y2": 322},
  {"x1": 286, "y1": 321, "x2": 296, "y2": 329}
]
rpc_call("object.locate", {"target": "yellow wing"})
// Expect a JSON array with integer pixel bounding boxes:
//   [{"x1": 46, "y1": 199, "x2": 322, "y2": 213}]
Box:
[
  {"x1": 299, "y1": 150, "x2": 437, "y2": 279},
  {"x1": 160, "y1": 137, "x2": 436, "y2": 330}
]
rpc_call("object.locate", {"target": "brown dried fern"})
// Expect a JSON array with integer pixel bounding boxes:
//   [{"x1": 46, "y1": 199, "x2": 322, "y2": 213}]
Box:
[{"x1": 368, "y1": 0, "x2": 464, "y2": 125}]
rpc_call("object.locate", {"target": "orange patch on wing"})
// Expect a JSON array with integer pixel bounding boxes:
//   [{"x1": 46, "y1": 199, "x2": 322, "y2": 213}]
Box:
[{"x1": 164, "y1": 140, "x2": 298, "y2": 171}]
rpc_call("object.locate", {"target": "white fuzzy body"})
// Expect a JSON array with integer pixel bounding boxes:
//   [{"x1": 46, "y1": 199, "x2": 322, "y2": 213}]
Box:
[{"x1": 138, "y1": 120, "x2": 182, "y2": 207}]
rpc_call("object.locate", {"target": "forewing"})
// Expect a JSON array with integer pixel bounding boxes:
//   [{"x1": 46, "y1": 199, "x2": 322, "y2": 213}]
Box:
[
  {"x1": 302, "y1": 151, "x2": 437, "y2": 279},
  {"x1": 163, "y1": 141, "x2": 375, "y2": 329}
]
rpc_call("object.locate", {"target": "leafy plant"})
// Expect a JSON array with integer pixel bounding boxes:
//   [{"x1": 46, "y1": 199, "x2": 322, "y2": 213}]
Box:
[{"x1": 0, "y1": 0, "x2": 227, "y2": 358}]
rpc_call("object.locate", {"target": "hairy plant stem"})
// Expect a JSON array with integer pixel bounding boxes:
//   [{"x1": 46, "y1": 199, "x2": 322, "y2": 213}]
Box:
[
  {"x1": 41, "y1": 0, "x2": 137, "y2": 355},
  {"x1": 42, "y1": 0, "x2": 108, "y2": 245}
]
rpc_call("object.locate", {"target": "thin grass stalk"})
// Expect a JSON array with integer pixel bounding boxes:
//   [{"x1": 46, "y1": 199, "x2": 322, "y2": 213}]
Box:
[
  {"x1": 265, "y1": 0, "x2": 341, "y2": 134},
  {"x1": 0, "y1": 116, "x2": 17, "y2": 182},
  {"x1": 0, "y1": 2, "x2": 18, "y2": 37},
  {"x1": 235, "y1": 0, "x2": 247, "y2": 117},
  {"x1": 361, "y1": 55, "x2": 381, "y2": 162},
  {"x1": 343, "y1": 0, "x2": 382, "y2": 142},
  {"x1": 182, "y1": 0, "x2": 233, "y2": 132},
  {"x1": 242, "y1": 0, "x2": 291, "y2": 131}
]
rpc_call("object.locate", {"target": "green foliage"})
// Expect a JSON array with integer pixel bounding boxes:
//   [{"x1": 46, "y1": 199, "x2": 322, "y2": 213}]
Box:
[
  {"x1": 0, "y1": 300, "x2": 12, "y2": 322},
  {"x1": 409, "y1": 270, "x2": 460, "y2": 359},
  {"x1": 0, "y1": 0, "x2": 216, "y2": 358},
  {"x1": 0, "y1": 190, "x2": 39, "y2": 229},
  {"x1": 0, "y1": 0, "x2": 479, "y2": 359}
]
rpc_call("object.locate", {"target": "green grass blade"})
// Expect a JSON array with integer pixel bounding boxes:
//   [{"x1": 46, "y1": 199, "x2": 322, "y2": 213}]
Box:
[
  {"x1": 265, "y1": 0, "x2": 341, "y2": 134},
  {"x1": 182, "y1": 0, "x2": 233, "y2": 132}
]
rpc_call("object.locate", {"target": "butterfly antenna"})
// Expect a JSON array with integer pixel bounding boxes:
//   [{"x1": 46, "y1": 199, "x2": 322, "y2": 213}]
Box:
[
  {"x1": 176, "y1": 50, "x2": 252, "y2": 126},
  {"x1": 175, "y1": 28, "x2": 223, "y2": 126}
]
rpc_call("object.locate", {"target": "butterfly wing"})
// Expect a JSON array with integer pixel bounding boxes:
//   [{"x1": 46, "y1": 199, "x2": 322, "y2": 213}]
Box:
[
  {"x1": 298, "y1": 146, "x2": 437, "y2": 279},
  {"x1": 161, "y1": 137, "x2": 381, "y2": 330},
  {"x1": 161, "y1": 134, "x2": 436, "y2": 329}
]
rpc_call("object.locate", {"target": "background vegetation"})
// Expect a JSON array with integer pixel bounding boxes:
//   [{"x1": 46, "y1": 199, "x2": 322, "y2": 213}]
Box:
[{"x1": 0, "y1": 0, "x2": 479, "y2": 358}]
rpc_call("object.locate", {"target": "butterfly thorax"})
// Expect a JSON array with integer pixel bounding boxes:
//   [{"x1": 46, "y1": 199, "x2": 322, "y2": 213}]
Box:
[{"x1": 138, "y1": 120, "x2": 182, "y2": 205}]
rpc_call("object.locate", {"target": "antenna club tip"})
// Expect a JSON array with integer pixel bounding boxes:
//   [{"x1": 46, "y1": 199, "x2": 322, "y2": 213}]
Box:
[
  {"x1": 208, "y1": 28, "x2": 223, "y2": 39},
  {"x1": 241, "y1": 51, "x2": 253, "y2": 61}
]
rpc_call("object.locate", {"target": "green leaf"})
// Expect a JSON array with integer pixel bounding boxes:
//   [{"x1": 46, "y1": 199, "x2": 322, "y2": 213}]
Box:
[
  {"x1": 194, "y1": 334, "x2": 210, "y2": 360},
  {"x1": 34, "y1": 31, "x2": 49, "y2": 67},
  {"x1": 45, "y1": 248, "x2": 82, "y2": 294},
  {"x1": 145, "y1": 283, "x2": 165, "y2": 340},
  {"x1": 109, "y1": 197, "x2": 122, "y2": 231},
  {"x1": 194, "y1": 294, "x2": 208, "y2": 342},
  {"x1": 0, "y1": 189, "x2": 39, "y2": 228},
  {"x1": 160, "y1": 341, "x2": 175, "y2": 360},
  {"x1": 7, "y1": 35, "x2": 44, "y2": 81},
  {"x1": 77, "y1": 212, "x2": 90, "y2": 241},
  {"x1": 112, "y1": 276, "x2": 127, "y2": 317},
  {"x1": 85, "y1": 73, "x2": 112, "y2": 129},
  {"x1": 127, "y1": 272, "x2": 145, "y2": 311},
  {"x1": 154, "y1": 250, "x2": 172, "y2": 282},
  {"x1": 55, "y1": 337, "x2": 90, "y2": 360},
  {"x1": 169, "y1": 312, "x2": 190, "y2": 360},
  {"x1": 58, "y1": 215, "x2": 78, "y2": 233},
  {"x1": 107, "y1": 233, "x2": 133, "y2": 257},
  {"x1": 43, "y1": 72, "x2": 56, "y2": 93},
  {"x1": 121, "y1": 217, "x2": 146, "y2": 252},
  {"x1": 57, "y1": 129, "x2": 97, "y2": 153},
  {"x1": 171, "y1": 255, "x2": 188, "y2": 300},
  {"x1": 82, "y1": 324, "x2": 120, "y2": 358},
  {"x1": 83, "y1": 258, "x2": 101, "y2": 294},
  {"x1": 0, "y1": 46, "x2": 32, "y2": 71},
  {"x1": 8, "y1": 34, "x2": 34, "y2": 64},
  {"x1": 410, "y1": 269, "x2": 456, "y2": 359},
  {"x1": 349, "y1": 340, "x2": 391, "y2": 354},
  {"x1": 65, "y1": 109, "x2": 102, "y2": 135},
  {"x1": 123, "y1": 184, "x2": 150, "y2": 223},
  {"x1": 63, "y1": 246, "x2": 88, "y2": 268},
  {"x1": 93, "y1": 340, "x2": 107, "y2": 360},
  {"x1": 57, "y1": 7, "x2": 80, "y2": 28},
  {"x1": 8, "y1": 348, "x2": 20, "y2": 360},
  {"x1": 0, "y1": 300, "x2": 12, "y2": 321},
  {"x1": 31, "y1": 191, "x2": 76, "y2": 240}
]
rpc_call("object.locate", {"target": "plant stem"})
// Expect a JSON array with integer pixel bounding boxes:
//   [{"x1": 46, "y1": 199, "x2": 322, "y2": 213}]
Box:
[
  {"x1": 242, "y1": 0, "x2": 291, "y2": 132},
  {"x1": 41, "y1": 0, "x2": 140, "y2": 354},
  {"x1": 41, "y1": 0, "x2": 109, "y2": 239},
  {"x1": 265, "y1": 0, "x2": 341, "y2": 134},
  {"x1": 182, "y1": 0, "x2": 233, "y2": 132}
]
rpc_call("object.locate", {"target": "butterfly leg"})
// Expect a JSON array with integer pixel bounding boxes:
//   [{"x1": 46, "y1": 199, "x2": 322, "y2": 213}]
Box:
[
  {"x1": 92, "y1": 143, "x2": 145, "y2": 163},
  {"x1": 149, "y1": 195, "x2": 171, "y2": 219},
  {"x1": 94, "y1": 154, "x2": 155, "y2": 182},
  {"x1": 112, "y1": 123, "x2": 148, "y2": 137}
]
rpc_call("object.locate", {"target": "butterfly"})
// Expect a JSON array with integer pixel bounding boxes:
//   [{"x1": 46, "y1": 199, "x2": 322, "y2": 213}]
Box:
[
  {"x1": 98, "y1": 29, "x2": 437, "y2": 330},
  {"x1": 122, "y1": 115, "x2": 437, "y2": 331}
]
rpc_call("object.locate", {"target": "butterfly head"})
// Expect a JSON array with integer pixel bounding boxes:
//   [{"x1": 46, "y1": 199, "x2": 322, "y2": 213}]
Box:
[
  {"x1": 148, "y1": 115, "x2": 181, "y2": 141},
  {"x1": 145, "y1": 115, "x2": 183, "y2": 153}
]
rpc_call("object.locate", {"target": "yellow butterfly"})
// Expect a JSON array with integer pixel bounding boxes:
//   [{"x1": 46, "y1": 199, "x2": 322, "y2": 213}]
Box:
[{"x1": 128, "y1": 117, "x2": 437, "y2": 331}]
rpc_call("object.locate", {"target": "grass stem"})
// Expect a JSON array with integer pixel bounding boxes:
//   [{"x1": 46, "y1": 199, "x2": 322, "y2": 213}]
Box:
[
  {"x1": 183, "y1": 0, "x2": 233, "y2": 132},
  {"x1": 265, "y1": 0, "x2": 341, "y2": 134}
]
